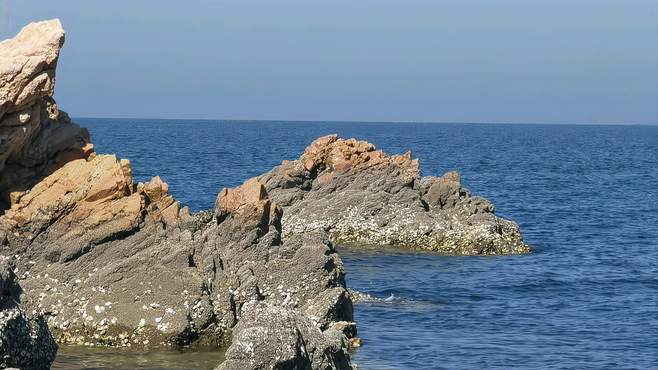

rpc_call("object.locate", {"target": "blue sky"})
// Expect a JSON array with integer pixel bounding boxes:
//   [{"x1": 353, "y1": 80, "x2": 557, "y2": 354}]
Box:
[{"x1": 1, "y1": 0, "x2": 657, "y2": 124}]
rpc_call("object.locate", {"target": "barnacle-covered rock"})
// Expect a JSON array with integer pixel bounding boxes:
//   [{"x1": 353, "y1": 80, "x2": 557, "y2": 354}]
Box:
[
  {"x1": 239, "y1": 134, "x2": 529, "y2": 255},
  {"x1": 0, "y1": 309, "x2": 58, "y2": 370},
  {"x1": 0, "y1": 257, "x2": 57, "y2": 370}
]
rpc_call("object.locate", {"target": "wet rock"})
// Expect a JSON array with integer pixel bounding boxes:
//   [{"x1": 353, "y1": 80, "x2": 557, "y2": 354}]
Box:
[
  {"x1": 347, "y1": 289, "x2": 379, "y2": 304},
  {"x1": 252, "y1": 135, "x2": 529, "y2": 255},
  {"x1": 0, "y1": 257, "x2": 58, "y2": 370},
  {"x1": 0, "y1": 309, "x2": 58, "y2": 370}
]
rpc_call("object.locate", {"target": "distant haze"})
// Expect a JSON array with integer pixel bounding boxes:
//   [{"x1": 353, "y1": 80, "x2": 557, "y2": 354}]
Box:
[{"x1": 1, "y1": 0, "x2": 657, "y2": 124}]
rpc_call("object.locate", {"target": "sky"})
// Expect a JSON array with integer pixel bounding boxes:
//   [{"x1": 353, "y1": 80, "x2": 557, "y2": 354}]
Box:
[{"x1": 1, "y1": 0, "x2": 657, "y2": 124}]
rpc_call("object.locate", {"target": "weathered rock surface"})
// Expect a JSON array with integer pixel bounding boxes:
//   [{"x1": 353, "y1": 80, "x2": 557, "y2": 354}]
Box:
[
  {"x1": 218, "y1": 301, "x2": 352, "y2": 370},
  {"x1": 246, "y1": 135, "x2": 529, "y2": 255},
  {"x1": 0, "y1": 19, "x2": 62, "y2": 119},
  {"x1": 0, "y1": 19, "x2": 91, "y2": 211},
  {"x1": 1, "y1": 17, "x2": 528, "y2": 370},
  {"x1": 5, "y1": 175, "x2": 353, "y2": 358},
  {"x1": 0, "y1": 19, "x2": 79, "y2": 370},
  {"x1": 1, "y1": 20, "x2": 355, "y2": 369},
  {"x1": 1, "y1": 257, "x2": 58, "y2": 370}
]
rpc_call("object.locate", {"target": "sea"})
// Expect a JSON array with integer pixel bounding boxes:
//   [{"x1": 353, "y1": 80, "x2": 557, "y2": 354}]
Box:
[{"x1": 52, "y1": 119, "x2": 658, "y2": 370}]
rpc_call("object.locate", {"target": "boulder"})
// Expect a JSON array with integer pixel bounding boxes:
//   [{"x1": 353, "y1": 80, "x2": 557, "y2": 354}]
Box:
[
  {"x1": 0, "y1": 309, "x2": 58, "y2": 370},
  {"x1": 0, "y1": 19, "x2": 63, "y2": 119},
  {"x1": 0, "y1": 257, "x2": 58, "y2": 370},
  {"x1": 215, "y1": 178, "x2": 267, "y2": 214},
  {"x1": 6, "y1": 176, "x2": 354, "y2": 363},
  {"x1": 217, "y1": 301, "x2": 353, "y2": 370},
  {"x1": 0, "y1": 20, "x2": 91, "y2": 208}
]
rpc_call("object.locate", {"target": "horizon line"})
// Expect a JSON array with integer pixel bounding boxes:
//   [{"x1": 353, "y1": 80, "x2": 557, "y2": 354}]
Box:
[{"x1": 71, "y1": 116, "x2": 658, "y2": 127}]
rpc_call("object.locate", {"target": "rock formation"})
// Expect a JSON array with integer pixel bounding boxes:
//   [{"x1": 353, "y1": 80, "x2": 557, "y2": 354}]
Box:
[
  {"x1": 1, "y1": 17, "x2": 529, "y2": 370},
  {"x1": 0, "y1": 19, "x2": 91, "y2": 209},
  {"x1": 1, "y1": 20, "x2": 355, "y2": 369},
  {"x1": 247, "y1": 135, "x2": 529, "y2": 255}
]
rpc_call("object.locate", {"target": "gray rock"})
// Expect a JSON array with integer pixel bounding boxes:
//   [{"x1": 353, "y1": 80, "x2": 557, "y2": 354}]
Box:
[
  {"x1": 250, "y1": 135, "x2": 529, "y2": 255},
  {"x1": 0, "y1": 257, "x2": 58, "y2": 370},
  {"x1": 0, "y1": 258, "x2": 20, "y2": 310},
  {"x1": 217, "y1": 301, "x2": 353, "y2": 370},
  {"x1": 2, "y1": 183, "x2": 355, "y2": 369},
  {"x1": 0, "y1": 309, "x2": 58, "y2": 370}
]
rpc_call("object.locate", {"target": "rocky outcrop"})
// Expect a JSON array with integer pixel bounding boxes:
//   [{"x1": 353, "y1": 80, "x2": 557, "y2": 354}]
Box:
[
  {"x1": 247, "y1": 135, "x2": 529, "y2": 255},
  {"x1": 1, "y1": 17, "x2": 528, "y2": 370},
  {"x1": 6, "y1": 175, "x2": 353, "y2": 357},
  {"x1": 1, "y1": 257, "x2": 58, "y2": 370},
  {"x1": 0, "y1": 19, "x2": 79, "y2": 370},
  {"x1": 0, "y1": 19, "x2": 91, "y2": 211},
  {"x1": 1, "y1": 20, "x2": 355, "y2": 369},
  {"x1": 2, "y1": 155, "x2": 181, "y2": 263}
]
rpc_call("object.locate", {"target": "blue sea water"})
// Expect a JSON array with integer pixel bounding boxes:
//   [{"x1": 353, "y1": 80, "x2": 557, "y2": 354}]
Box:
[{"x1": 68, "y1": 119, "x2": 658, "y2": 369}]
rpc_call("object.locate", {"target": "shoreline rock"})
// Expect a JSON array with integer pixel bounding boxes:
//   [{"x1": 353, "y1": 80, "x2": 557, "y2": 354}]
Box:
[
  {"x1": 1, "y1": 257, "x2": 58, "y2": 369},
  {"x1": 1, "y1": 17, "x2": 530, "y2": 370},
  {"x1": 243, "y1": 135, "x2": 530, "y2": 255},
  {"x1": 1, "y1": 20, "x2": 356, "y2": 369}
]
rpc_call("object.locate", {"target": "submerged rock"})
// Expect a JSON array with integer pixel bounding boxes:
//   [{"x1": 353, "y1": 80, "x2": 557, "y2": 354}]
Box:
[
  {"x1": 239, "y1": 135, "x2": 529, "y2": 255},
  {"x1": 1, "y1": 20, "x2": 355, "y2": 369}
]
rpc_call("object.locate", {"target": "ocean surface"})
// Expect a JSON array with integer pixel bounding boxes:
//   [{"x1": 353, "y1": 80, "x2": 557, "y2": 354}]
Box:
[{"x1": 53, "y1": 119, "x2": 658, "y2": 370}]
